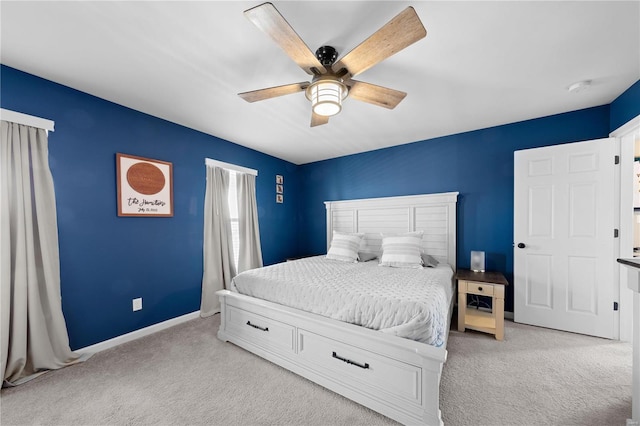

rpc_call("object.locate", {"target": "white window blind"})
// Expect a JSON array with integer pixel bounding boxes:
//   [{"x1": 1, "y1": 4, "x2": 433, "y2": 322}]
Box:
[{"x1": 228, "y1": 171, "x2": 240, "y2": 269}]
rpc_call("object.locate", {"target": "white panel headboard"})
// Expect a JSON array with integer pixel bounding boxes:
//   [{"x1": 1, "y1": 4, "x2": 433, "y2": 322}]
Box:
[{"x1": 325, "y1": 192, "x2": 459, "y2": 269}]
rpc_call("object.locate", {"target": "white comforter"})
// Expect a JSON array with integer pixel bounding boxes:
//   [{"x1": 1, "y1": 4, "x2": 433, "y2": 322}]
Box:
[{"x1": 231, "y1": 256, "x2": 454, "y2": 346}]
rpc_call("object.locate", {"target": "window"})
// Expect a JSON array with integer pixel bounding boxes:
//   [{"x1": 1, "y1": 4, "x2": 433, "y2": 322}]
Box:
[
  {"x1": 228, "y1": 171, "x2": 240, "y2": 269},
  {"x1": 204, "y1": 157, "x2": 258, "y2": 272}
]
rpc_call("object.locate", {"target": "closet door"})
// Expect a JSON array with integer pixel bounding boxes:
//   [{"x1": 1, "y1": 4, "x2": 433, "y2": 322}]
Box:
[{"x1": 514, "y1": 138, "x2": 617, "y2": 338}]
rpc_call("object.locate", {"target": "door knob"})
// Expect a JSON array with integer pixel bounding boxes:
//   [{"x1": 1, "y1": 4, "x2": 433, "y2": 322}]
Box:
[{"x1": 517, "y1": 243, "x2": 526, "y2": 249}]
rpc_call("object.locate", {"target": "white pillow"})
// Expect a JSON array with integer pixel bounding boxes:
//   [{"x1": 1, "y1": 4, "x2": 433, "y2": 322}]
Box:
[
  {"x1": 326, "y1": 231, "x2": 363, "y2": 263},
  {"x1": 379, "y1": 231, "x2": 424, "y2": 268}
]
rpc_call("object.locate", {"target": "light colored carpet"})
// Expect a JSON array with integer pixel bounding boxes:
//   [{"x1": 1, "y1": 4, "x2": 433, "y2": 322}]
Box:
[
  {"x1": 0, "y1": 314, "x2": 632, "y2": 426},
  {"x1": 443, "y1": 319, "x2": 632, "y2": 426}
]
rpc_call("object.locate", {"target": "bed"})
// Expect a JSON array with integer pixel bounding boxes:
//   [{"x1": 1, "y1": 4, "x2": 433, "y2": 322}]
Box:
[{"x1": 216, "y1": 192, "x2": 459, "y2": 425}]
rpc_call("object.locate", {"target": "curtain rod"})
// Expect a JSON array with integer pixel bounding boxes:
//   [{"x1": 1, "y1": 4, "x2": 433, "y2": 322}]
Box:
[
  {"x1": 0, "y1": 108, "x2": 55, "y2": 132},
  {"x1": 205, "y1": 158, "x2": 258, "y2": 176}
]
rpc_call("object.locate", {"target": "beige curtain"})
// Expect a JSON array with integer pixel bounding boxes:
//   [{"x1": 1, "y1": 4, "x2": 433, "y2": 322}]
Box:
[
  {"x1": 200, "y1": 165, "x2": 236, "y2": 317},
  {"x1": 1, "y1": 120, "x2": 85, "y2": 387},
  {"x1": 236, "y1": 173, "x2": 263, "y2": 273}
]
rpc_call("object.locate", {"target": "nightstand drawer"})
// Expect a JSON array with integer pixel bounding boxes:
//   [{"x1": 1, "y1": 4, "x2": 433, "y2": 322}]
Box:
[{"x1": 466, "y1": 281, "x2": 494, "y2": 296}]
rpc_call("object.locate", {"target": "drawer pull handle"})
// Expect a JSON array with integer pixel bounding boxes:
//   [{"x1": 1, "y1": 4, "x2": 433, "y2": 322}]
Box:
[
  {"x1": 246, "y1": 321, "x2": 269, "y2": 332},
  {"x1": 332, "y1": 351, "x2": 370, "y2": 370},
  {"x1": 478, "y1": 286, "x2": 483, "y2": 292}
]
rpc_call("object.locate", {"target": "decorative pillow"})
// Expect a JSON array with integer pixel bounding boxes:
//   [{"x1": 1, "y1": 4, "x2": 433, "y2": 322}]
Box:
[
  {"x1": 358, "y1": 252, "x2": 378, "y2": 262},
  {"x1": 326, "y1": 231, "x2": 363, "y2": 263},
  {"x1": 379, "y1": 231, "x2": 424, "y2": 268},
  {"x1": 421, "y1": 253, "x2": 439, "y2": 268}
]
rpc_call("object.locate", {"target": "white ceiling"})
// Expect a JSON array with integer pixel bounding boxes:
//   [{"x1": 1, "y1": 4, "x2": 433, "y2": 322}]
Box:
[{"x1": 1, "y1": 1, "x2": 639, "y2": 165}]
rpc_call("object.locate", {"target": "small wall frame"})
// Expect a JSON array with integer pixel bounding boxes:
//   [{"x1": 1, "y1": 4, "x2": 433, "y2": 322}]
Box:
[{"x1": 116, "y1": 153, "x2": 174, "y2": 217}]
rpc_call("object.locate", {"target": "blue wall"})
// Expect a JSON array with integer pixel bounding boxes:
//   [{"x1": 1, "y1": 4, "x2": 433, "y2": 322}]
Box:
[
  {"x1": 298, "y1": 106, "x2": 613, "y2": 312},
  {"x1": 610, "y1": 80, "x2": 640, "y2": 132},
  {"x1": 1, "y1": 65, "x2": 300, "y2": 349},
  {"x1": 2, "y1": 63, "x2": 638, "y2": 346}
]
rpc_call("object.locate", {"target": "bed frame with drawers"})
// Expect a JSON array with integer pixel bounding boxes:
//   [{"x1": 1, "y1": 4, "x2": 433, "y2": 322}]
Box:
[{"x1": 217, "y1": 192, "x2": 459, "y2": 425}]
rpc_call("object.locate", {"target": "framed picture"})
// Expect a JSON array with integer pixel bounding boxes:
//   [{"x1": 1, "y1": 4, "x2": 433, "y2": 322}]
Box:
[
  {"x1": 276, "y1": 175, "x2": 283, "y2": 184},
  {"x1": 276, "y1": 184, "x2": 283, "y2": 194},
  {"x1": 276, "y1": 194, "x2": 283, "y2": 203},
  {"x1": 116, "y1": 153, "x2": 173, "y2": 217}
]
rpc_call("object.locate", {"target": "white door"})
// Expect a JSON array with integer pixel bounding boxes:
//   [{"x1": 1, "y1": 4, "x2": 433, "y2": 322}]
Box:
[{"x1": 514, "y1": 138, "x2": 618, "y2": 339}]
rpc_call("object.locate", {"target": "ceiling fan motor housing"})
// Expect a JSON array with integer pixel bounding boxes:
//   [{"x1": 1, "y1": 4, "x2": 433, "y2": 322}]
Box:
[{"x1": 315, "y1": 46, "x2": 339, "y2": 67}]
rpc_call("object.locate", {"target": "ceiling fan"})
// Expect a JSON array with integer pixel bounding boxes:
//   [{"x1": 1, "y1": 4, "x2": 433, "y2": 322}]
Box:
[{"x1": 238, "y1": 2, "x2": 427, "y2": 127}]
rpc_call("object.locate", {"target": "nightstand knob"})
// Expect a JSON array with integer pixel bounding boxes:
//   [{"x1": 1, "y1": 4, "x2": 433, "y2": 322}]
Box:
[
  {"x1": 517, "y1": 242, "x2": 526, "y2": 249},
  {"x1": 478, "y1": 286, "x2": 483, "y2": 292}
]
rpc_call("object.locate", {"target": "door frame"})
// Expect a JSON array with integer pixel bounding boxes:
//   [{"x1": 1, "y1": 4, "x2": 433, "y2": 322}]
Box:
[{"x1": 611, "y1": 113, "x2": 640, "y2": 342}]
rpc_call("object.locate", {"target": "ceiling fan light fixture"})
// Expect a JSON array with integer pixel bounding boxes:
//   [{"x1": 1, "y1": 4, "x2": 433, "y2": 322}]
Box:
[{"x1": 306, "y1": 78, "x2": 348, "y2": 117}]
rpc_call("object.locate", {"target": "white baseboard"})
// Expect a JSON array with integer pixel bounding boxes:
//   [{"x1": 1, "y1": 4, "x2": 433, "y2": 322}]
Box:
[{"x1": 76, "y1": 311, "x2": 201, "y2": 355}]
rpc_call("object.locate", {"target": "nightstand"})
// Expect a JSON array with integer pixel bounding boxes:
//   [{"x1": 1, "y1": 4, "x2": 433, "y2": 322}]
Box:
[{"x1": 455, "y1": 269, "x2": 508, "y2": 340}]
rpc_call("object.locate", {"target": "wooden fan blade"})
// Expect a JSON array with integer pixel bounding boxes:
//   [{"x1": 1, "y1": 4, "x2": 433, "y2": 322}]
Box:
[
  {"x1": 332, "y1": 7, "x2": 426, "y2": 78},
  {"x1": 310, "y1": 111, "x2": 329, "y2": 127},
  {"x1": 238, "y1": 82, "x2": 309, "y2": 103},
  {"x1": 244, "y1": 2, "x2": 326, "y2": 76},
  {"x1": 347, "y1": 80, "x2": 407, "y2": 109}
]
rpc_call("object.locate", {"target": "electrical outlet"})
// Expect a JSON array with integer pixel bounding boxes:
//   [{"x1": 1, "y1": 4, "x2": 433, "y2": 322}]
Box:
[{"x1": 132, "y1": 297, "x2": 142, "y2": 311}]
